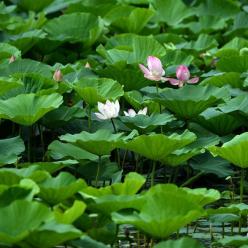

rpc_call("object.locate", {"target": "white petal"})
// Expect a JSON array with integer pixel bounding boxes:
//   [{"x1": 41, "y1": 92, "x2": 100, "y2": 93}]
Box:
[{"x1": 95, "y1": 112, "x2": 107, "y2": 120}]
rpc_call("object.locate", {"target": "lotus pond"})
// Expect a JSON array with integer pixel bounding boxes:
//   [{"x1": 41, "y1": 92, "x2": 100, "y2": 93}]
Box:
[{"x1": 0, "y1": 0, "x2": 248, "y2": 247}]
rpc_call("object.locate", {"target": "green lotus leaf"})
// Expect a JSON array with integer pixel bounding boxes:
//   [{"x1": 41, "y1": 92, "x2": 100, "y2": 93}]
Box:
[
  {"x1": 208, "y1": 203, "x2": 248, "y2": 216},
  {"x1": 0, "y1": 200, "x2": 52, "y2": 245},
  {"x1": 9, "y1": 29, "x2": 47, "y2": 54},
  {"x1": 80, "y1": 172, "x2": 146, "y2": 214},
  {"x1": 196, "y1": 107, "x2": 243, "y2": 135},
  {"x1": 69, "y1": 235, "x2": 109, "y2": 248},
  {"x1": 182, "y1": 187, "x2": 221, "y2": 206},
  {"x1": 3, "y1": 59, "x2": 52, "y2": 78},
  {"x1": 209, "y1": 213, "x2": 239, "y2": 223},
  {"x1": 0, "y1": 179, "x2": 39, "y2": 207},
  {"x1": 44, "y1": 12, "x2": 104, "y2": 46},
  {"x1": 0, "y1": 93, "x2": 63, "y2": 126},
  {"x1": 208, "y1": 132, "x2": 248, "y2": 168},
  {"x1": 112, "y1": 184, "x2": 205, "y2": 238},
  {"x1": 197, "y1": 0, "x2": 240, "y2": 18},
  {"x1": 120, "y1": 113, "x2": 175, "y2": 133},
  {"x1": 15, "y1": 0, "x2": 54, "y2": 11},
  {"x1": 42, "y1": 105, "x2": 86, "y2": 128},
  {"x1": 230, "y1": 12, "x2": 248, "y2": 34},
  {"x1": 54, "y1": 200, "x2": 86, "y2": 224},
  {"x1": 162, "y1": 50, "x2": 194, "y2": 67},
  {"x1": 150, "y1": 0, "x2": 194, "y2": 26},
  {"x1": 124, "y1": 90, "x2": 145, "y2": 109},
  {"x1": 97, "y1": 33, "x2": 166, "y2": 65},
  {"x1": 0, "y1": 43, "x2": 21, "y2": 59},
  {"x1": 20, "y1": 160, "x2": 79, "y2": 174},
  {"x1": 154, "y1": 237, "x2": 204, "y2": 248},
  {"x1": 163, "y1": 134, "x2": 219, "y2": 166},
  {"x1": 0, "y1": 77, "x2": 23, "y2": 97},
  {"x1": 178, "y1": 34, "x2": 218, "y2": 51},
  {"x1": 118, "y1": 130, "x2": 196, "y2": 162},
  {"x1": 59, "y1": 129, "x2": 128, "y2": 156},
  {"x1": 23, "y1": 220, "x2": 82, "y2": 248},
  {"x1": 105, "y1": 5, "x2": 154, "y2": 33},
  {"x1": 217, "y1": 235, "x2": 248, "y2": 247},
  {"x1": 0, "y1": 136, "x2": 25, "y2": 166},
  {"x1": 201, "y1": 72, "x2": 243, "y2": 89},
  {"x1": 179, "y1": 15, "x2": 226, "y2": 34},
  {"x1": 38, "y1": 172, "x2": 87, "y2": 205},
  {"x1": 74, "y1": 78, "x2": 124, "y2": 107},
  {"x1": 152, "y1": 85, "x2": 229, "y2": 119},
  {"x1": 218, "y1": 94, "x2": 248, "y2": 118},
  {"x1": 48, "y1": 140, "x2": 98, "y2": 161},
  {"x1": 217, "y1": 55, "x2": 248, "y2": 73},
  {"x1": 221, "y1": 37, "x2": 248, "y2": 51},
  {"x1": 98, "y1": 65, "x2": 151, "y2": 91}
]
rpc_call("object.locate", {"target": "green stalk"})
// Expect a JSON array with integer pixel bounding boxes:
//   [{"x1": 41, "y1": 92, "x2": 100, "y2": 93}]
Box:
[
  {"x1": 38, "y1": 124, "x2": 45, "y2": 160},
  {"x1": 95, "y1": 155, "x2": 101, "y2": 187},
  {"x1": 181, "y1": 171, "x2": 205, "y2": 187},
  {"x1": 28, "y1": 126, "x2": 32, "y2": 162},
  {"x1": 240, "y1": 168, "x2": 245, "y2": 203},
  {"x1": 151, "y1": 160, "x2": 156, "y2": 187},
  {"x1": 88, "y1": 105, "x2": 92, "y2": 131},
  {"x1": 110, "y1": 118, "x2": 120, "y2": 166}
]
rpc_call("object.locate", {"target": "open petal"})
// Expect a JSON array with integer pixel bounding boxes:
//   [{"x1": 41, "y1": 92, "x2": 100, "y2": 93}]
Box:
[
  {"x1": 139, "y1": 64, "x2": 150, "y2": 75},
  {"x1": 147, "y1": 56, "x2": 163, "y2": 75},
  {"x1": 97, "y1": 102, "x2": 105, "y2": 114},
  {"x1": 95, "y1": 112, "x2": 107, "y2": 120},
  {"x1": 114, "y1": 100, "x2": 120, "y2": 117},
  {"x1": 187, "y1": 77, "x2": 199, "y2": 84},
  {"x1": 138, "y1": 107, "x2": 147, "y2": 115},
  {"x1": 167, "y1": 78, "x2": 180, "y2": 86}
]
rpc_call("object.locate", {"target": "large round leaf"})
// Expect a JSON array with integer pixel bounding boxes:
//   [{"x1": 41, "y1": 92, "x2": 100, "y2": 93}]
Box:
[
  {"x1": 209, "y1": 132, "x2": 248, "y2": 168},
  {"x1": 38, "y1": 172, "x2": 86, "y2": 205},
  {"x1": 112, "y1": 184, "x2": 205, "y2": 238},
  {"x1": 59, "y1": 129, "x2": 127, "y2": 156},
  {"x1": 0, "y1": 136, "x2": 25, "y2": 166},
  {"x1": 97, "y1": 33, "x2": 166, "y2": 65},
  {"x1": 74, "y1": 78, "x2": 124, "y2": 107},
  {"x1": 43, "y1": 12, "x2": 104, "y2": 46},
  {"x1": 23, "y1": 221, "x2": 82, "y2": 248},
  {"x1": 154, "y1": 237, "x2": 204, "y2": 248},
  {"x1": 196, "y1": 107, "x2": 243, "y2": 135},
  {"x1": 152, "y1": 85, "x2": 229, "y2": 119},
  {"x1": 0, "y1": 93, "x2": 63, "y2": 126},
  {"x1": 118, "y1": 130, "x2": 196, "y2": 162},
  {"x1": 0, "y1": 200, "x2": 52, "y2": 245}
]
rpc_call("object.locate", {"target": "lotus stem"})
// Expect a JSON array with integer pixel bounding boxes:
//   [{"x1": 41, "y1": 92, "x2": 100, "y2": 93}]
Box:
[
  {"x1": 28, "y1": 126, "x2": 32, "y2": 162},
  {"x1": 151, "y1": 160, "x2": 156, "y2": 187},
  {"x1": 240, "y1": 168, "x2": 245, "y2": 203},
  {"x1": 38, "y1": 124, "x2": 45, "y2": 160},
  {"x1": 181, "y1": 171, "x2": 205, "y2": 187},
  {"x1": 88, "y1": 105, "x2": 92, "y2": 131},
  {"x1": 110, "y1": 118, "x2": 121, "y2": 166},
  {"x1": 95, "y1": 155, "x2": 101, "y2": 187}
]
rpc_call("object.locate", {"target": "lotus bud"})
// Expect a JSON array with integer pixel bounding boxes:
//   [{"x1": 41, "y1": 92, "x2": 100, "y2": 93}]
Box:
[
  {"x1": 9, "y1": 55, "x2": 16, "y2": 63},
  {"x1": 85, "y1": 62, "x2": 91, "y2": 68},
  {"x1": 176, "y1": 65, "x2": 190, "y2": 81},
  {"x1": 53, "y1": 69, "x2": 63, "y2": 82}
]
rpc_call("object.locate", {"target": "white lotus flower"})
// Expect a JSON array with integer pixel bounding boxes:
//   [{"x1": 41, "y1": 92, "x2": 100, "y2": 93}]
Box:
[
  {"x1": 124, "y1": 107, "x2": 148, "y2": 117},
  {"x1": 95, "y1": 100, "x2": 120, "y2": 120}
]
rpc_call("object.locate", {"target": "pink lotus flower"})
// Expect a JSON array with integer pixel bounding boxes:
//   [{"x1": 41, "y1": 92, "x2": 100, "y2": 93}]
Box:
[
  {"x1": 167, "y1": 65, "x2": 199, "y2": 87},
  {"x1": 53, "y1": 69, "x2": 63, "y2": 82},
  {"x1": 124, "y1": 107, "x2": 148, "y2": 117},
  {"x1": 95, "y1": 100, "x2": 120, "y2": 120},
  {"x1": 139, "y1": 56, "x2": 167, "y2": 82}
]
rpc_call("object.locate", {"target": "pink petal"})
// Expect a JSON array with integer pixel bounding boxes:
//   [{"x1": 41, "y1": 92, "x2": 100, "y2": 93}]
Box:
[
  {"x1": 187, "y1": 77, "x2": 199, "y2": 84},
  {"x1": 147, "y1": 56, "x2": 164, "y2": 75},
  {"x1": 139, "y1": 64, "x2": 150, "y2": 75},
  {"x1": 167, "y1": 78, "x2": 180, "y2": 86}
]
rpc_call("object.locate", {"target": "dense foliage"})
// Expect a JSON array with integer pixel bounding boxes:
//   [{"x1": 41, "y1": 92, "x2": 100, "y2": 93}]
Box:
[{"x1": 0, "y1": 0, "x2": 248, "y2": 247}]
